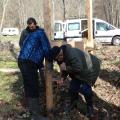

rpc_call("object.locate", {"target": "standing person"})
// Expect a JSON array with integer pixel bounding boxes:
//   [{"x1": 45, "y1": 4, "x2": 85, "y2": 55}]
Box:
[
  {"x1": 18, "y1": 17, "x2": 52, "y2": 120},
  {"x1": 51, "y1": 44, "x2": 101, "y2": 118}
]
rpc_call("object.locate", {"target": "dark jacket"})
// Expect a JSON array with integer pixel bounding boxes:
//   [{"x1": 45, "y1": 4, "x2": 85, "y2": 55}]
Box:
[
  {"x1": 18, "y1": 28, "x2": 51, "y2": 65},
  {"x1": 62, "y1": 44, "x2": 101, "y2": 86}
]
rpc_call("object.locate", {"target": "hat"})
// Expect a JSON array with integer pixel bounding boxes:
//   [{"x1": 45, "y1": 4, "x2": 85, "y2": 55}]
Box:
[
  {"x1": 27, "y1": 17, "x2": 37, "y2": 25},
  {"x1": 51, "y1": 46, "x2": 61, "y2": 60}
]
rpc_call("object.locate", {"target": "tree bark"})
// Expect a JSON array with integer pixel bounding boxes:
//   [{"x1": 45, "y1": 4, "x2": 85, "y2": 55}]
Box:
[{"x1": 43, "y1": 0, "x2": 54, "y2": 119}]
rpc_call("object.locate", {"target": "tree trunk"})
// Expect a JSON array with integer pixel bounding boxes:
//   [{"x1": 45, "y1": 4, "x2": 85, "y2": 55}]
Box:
[
  {"x1": 0, "y1": 0, "x2": 9, "y2": 32},
  {"x1": 43, "y1": 0, "x2": 54, "y2": 119}
]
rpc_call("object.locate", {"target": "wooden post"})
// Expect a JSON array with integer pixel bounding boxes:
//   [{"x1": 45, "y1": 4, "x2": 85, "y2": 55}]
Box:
[
  {"x1": 85, "y1": 0, "x2": 94, "y2": 52},
  {"x1": 43, "y1": 0, "x2": 54, "y2": 118}
]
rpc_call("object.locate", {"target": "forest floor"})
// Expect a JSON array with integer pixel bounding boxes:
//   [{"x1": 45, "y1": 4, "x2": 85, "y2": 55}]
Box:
[{"x1": 0, "y1": 39, "x2": 119, "y2": 120}]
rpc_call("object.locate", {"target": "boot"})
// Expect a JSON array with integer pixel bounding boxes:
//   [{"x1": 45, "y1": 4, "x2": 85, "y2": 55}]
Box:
[
  {"x1": 86, "y1": 105, "x2": 94, "y2": 118},
  {"x1": 70, "y1": 91, "x2": 79, "y2": 109},
  {"x1": 28, "y1": 98, "x2": 49, "y2": 120},
  {"x1": 64, "y1": 91, "x2": 79, "y2": 113}
]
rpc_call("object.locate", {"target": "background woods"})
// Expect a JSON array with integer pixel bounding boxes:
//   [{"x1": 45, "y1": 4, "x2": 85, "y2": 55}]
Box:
[{"x1": 0, "y1": 0, "x2": 120, "y2": 32}]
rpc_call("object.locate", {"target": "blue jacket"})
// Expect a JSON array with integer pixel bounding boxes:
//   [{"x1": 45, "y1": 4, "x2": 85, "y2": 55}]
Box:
[{"x1": 18, "y1": 28, "x2": 51, "y2": 64}]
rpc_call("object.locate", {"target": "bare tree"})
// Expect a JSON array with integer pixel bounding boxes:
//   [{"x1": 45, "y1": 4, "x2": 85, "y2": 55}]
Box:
[
  {"x1": 62, "y1": 0, "x2": 66, "y2": 20},
  {"x1": 0, "y1": 0, "x2": 120, "y2": 28},
  {"x1": 94, "y1": 0, "x2": 120, "y2": 27},
  {"x1": 103, "y1": 0, "x2": 120, "y2": 27},
  {"x1": 18, "y1": 0, "x2": 27, "y2": 29},
  {"x1": 79, "y1": 0, "x2": 86, "y2": 18},
  {"x1": 0, "y1": 0, "x2": 9, "y2": 32}
]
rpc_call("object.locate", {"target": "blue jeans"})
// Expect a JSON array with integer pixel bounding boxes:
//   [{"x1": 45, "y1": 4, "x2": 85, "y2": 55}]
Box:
[{"x1": 69, "y1": 80, "x2": 93, "y2": 106}]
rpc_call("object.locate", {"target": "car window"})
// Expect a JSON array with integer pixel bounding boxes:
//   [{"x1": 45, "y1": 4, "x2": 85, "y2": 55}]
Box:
[
  {"x1": 96, "y1": 22, "x2": 110, "y2": 31},
  {"x1": 54, "y1": 23, "x2": 62, "y2": 32},
  {"x1": 68, "y1": 22, "x2": 80, "y2": 31},
  {"x1": 108, "y1": 25, "x2": 115, "y2": 30},
  {"x1": 81, "y1": 20, "x2": 87, "y2": 31}
]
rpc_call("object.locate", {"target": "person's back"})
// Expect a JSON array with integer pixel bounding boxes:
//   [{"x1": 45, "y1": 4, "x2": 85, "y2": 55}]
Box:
[{"x1": 62, "y1": 44, "x2": 101, "y2": 86}]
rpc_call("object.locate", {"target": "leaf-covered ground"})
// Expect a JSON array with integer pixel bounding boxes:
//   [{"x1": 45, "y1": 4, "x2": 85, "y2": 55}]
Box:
[{"x1": 0, "y1": 44, "x2": 120, "y2": 120}]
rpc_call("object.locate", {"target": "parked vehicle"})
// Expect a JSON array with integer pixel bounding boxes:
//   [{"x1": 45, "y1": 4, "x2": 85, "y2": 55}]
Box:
[
  {"x1": 54, "y1": 20, "x2": 65, "y2": 40},
  {"x1": 93, "y1": 18, "x2": 120, "y2": 45},
  {"x1": 54, "y1": 18, "x2": 120, "y2": 45},
  {"x1": 1, "y1": 28, "x2": 19, "y2": 36},
  {"x1": 64, "y1": 19, "x2": 87, "y2": 40}
]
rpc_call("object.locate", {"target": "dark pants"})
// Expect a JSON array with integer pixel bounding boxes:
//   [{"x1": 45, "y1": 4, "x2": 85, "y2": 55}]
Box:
[
  {"x1": 18, "y1": 59, "x2": 42, "y2": 98},
  {"x1": 69, "y1": 80, "x2": 93, "y2": 107}
]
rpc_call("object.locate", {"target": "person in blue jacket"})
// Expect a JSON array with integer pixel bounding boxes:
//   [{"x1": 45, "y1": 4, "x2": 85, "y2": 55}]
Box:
[{"x1": 18, "y1": 17, "x2": 52, "y2": 120}]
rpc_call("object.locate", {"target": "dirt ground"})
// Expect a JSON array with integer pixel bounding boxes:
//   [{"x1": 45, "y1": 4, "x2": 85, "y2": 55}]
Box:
[{"x1": 0, "y1": 42, "x2": 120, "y2": 120}]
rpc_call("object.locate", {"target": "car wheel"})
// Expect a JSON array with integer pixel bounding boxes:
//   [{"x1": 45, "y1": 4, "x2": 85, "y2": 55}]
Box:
[{"x1": 112, "y1": 36, "x2": 120, "y2": 45}]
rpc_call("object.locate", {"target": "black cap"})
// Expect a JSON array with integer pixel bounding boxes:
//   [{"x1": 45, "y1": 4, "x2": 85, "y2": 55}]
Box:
[
  {"x1": 27, "y1": 17, "x2": 37, "y2": 25},
  {"x1": 51, "y1": 46, "x2": 61, "y2": 60}
]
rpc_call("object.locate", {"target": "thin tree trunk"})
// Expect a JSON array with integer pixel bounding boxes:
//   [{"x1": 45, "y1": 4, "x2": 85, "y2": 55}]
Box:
[
  {"x1": 62, "y1": 0, "x2": 66, "y2": 20},
  {"x1": 0, "y1": 0, "x2": 9, "y2": 32},
  {"x1": 20, "y1": 0, "x2": 26, "y2": 28},
  {"x1": 43, "y1": 0, "x2": 54, "y2": 118}
]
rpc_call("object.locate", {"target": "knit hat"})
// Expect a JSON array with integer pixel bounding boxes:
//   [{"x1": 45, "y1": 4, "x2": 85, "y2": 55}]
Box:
[
  {"x1": 27, "y1": 17, "x2": 37, "y2": 25},
  {"x1": 51, "y1": 46, "x2": 61, "y2": 60}
]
